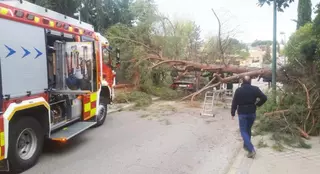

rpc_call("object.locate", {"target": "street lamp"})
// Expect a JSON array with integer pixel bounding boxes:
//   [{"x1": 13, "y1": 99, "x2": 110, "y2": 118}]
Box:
[
  {"x1": 74, "y1": 11, "x2": 81, "y2": 22},
  {"x1": 74, "y1": 3, "x2": 84, "y2": 22}
]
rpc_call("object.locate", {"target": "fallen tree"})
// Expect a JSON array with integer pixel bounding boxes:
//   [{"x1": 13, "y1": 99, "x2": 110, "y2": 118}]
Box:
[
  {"x1": 181, "y1": 68, "x2": 271, "y2": 101},
  {"x1": 148, "y1": 54, "x2": 270, "y2": 74},
  {"x1": 147, "y1": 53, "x2": 272, "y2": 101},
  {"x1": 108, "y1": 6, "x2": 272, "y2": 102}
]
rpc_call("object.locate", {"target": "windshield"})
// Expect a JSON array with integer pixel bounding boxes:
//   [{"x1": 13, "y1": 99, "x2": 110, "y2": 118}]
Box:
[{"x1": 102, "y1": 47, "x2": 110, "y2": 64}]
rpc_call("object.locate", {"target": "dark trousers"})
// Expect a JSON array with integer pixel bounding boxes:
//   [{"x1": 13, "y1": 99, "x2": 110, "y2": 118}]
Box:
[{"x1": 238, "y1": 113, "x2": 256, "y2": 152}]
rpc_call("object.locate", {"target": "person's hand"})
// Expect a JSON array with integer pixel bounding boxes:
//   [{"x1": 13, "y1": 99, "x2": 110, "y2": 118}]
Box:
[{"x1": 231, "y1": 116, "x2": 235, "y2": 120}]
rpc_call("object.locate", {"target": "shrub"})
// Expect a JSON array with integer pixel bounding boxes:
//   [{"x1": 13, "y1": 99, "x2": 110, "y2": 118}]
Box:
[
  {"x1": 140, "y1": 84, "x2": 184, "y2": 100},
  {"x1": 113, "y1": 91, "x2": 152, "y2": 107}
]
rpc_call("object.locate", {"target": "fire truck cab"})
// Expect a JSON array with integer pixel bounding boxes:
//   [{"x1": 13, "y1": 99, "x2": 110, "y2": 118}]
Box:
[
  {"x1": 0, "y1": 0, "x2": 119, "y2": 172},
  {"x1": 96, "y1": 33, "x2": 119, "y2": 103}
]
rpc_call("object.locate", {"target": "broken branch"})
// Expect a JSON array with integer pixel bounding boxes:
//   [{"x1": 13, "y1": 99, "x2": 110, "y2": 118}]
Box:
[
  {"x1": 264, "y1": 109, "x2": 290, "y2": 117},
  {"x1": 180, "y1": 75, "x2": 218, "y2": 101}
]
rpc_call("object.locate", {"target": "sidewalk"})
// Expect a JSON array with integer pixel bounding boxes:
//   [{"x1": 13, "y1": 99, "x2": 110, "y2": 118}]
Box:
[{"x1": 227, "y1": 136, "x2": 320, "y2": 174}]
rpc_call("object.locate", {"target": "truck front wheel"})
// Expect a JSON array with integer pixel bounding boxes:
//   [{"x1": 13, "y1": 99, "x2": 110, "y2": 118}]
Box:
[
  {"x1": 92, "y1": 97, "x2": 108, "y2": 128},
  {"x1": 9, "y1": 117, "x2": 44, "y2": 173}
]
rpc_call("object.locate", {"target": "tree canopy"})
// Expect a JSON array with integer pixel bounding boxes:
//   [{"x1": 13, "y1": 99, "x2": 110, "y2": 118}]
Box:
[
  {"x1": 27, "y1": 0, "x2": 134, "y2": 32},
  {"x1": 297, "y1": 0, "x2": 312, "y2": 29},
  {"x1": 285, "y1": 3, "x2": 320, "y2": 64},
  {"x1": 262, "y1": 45, "x2": 272, "y2": 64},
  {"x1": 255, "y1": 1, "x2": 320, "y2": 145},
  {"x1": 251, "y1": 40, "x2": 273, "y2": 47},
  {"x1": 258, "y1": 0, "x2": 295, "y2": 11},
  {"x1": 25, "y1": 0, "x2": 251, "y2": 86}
]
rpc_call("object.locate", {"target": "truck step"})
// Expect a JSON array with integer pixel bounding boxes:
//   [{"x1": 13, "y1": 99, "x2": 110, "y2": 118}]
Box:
[{"x1": 50, "y1": 121, "x2": 96, "y2": 141}]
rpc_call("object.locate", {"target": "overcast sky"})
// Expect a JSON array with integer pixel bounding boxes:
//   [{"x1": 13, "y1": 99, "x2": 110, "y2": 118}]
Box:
[{"x1": 155, "y1": 0, "x2": 318, "y2": 43}]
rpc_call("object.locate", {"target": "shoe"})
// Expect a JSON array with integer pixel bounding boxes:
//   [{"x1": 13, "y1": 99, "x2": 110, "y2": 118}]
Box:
[
  {"x1": 243, "y1": 145, "x2": 249, "y2": 152},
  {"x1": 247, "y1": 151, "x2": 256, "y2": 158}
]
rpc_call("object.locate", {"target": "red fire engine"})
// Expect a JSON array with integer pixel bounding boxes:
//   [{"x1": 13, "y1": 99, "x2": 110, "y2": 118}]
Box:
[{"x1": 0, "y1": 0, "x2": 120, "y2": 172}]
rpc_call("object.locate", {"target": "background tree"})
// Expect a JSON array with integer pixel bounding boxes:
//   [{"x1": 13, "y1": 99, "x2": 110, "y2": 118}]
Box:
[
  {"x1": 26, "y1": 0, "x2": 81, "y2": 17},
  {"x1": 25, "y1": 0, "x2": 263, "y2": 101},
  {"x1": 251, "y1": 40, "x2": 273, "y2": 47},
  {"x1": 297, "y1": 0, "x2": 312, "y2": 30},
  {"x1": 225, "y1": 38, "x2": 248, "y2": 55},
  {"x1": 256, "y1": 2, "x2": 320, "y2": 144},
  {"x1": 262, "y1": 45, "x2": 272, "y2": 64},
  {"x1": 258, "y1": 0, "x2": 295, "y2": 11},
  {"x1": 27, "y1": 0, "x2": 134, "y2": 32}
]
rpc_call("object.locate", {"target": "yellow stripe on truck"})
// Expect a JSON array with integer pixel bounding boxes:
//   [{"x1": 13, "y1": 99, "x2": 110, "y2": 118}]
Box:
[
  {"x1": 0, "y1": 131, "x2": 4, "y2": 160},
  {"x1": 7, "y1": 101, "x2": 50, "y2": 120},
  {"x1": 90, "y1": 92, "x2": 97, "y2": 102},
  {"x1": 84, "y1": 103, "x2": 91, "y2": 112},
  {"x1": 0, "y1": 132, "x2": 4, "y2": 146},
  {"x1": 83, "y1": 92, "x2": 98, "y2": 120}
]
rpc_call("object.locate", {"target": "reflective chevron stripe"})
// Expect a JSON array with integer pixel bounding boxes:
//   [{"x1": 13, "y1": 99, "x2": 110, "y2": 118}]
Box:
[
  {"x1": 83, "y1": 92, "x2": 97, "y2": 120},
  {"x1": 0, "y1": 115, "x2": 4, "y2": 160}
]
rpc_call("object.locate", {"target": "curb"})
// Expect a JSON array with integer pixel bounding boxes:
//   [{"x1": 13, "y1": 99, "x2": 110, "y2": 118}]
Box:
[
  {"x1": 107, "y1": 97, "x2": 160, "y2": 114},
  {"x1": 226, "y1": 147, "x2": 245, "y2": 174},
  {"x1": 224, "y1": 142, "x2": 243, "y2": 174},
  {"x1": 226, "y1": 136, "x2": 263, "y2": 174}
]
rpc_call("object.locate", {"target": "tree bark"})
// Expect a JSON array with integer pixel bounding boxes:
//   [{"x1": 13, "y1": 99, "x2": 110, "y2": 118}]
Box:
[{"x1": 148, "y1": 54, "x2": 271, "y2": 74}]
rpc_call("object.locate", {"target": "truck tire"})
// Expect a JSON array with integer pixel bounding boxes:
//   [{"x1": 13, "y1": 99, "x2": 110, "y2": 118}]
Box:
[
  {"x1": 92, "y1": 97, "x2": 108, "y2": 128},
  {"x1": 8, "y1": 117, "x2": 44, "y2": 173}
]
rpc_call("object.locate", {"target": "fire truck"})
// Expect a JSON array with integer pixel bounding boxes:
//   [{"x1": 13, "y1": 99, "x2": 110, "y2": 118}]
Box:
[{"x1": 0, "y1": 0, "x2": 120, "y2": 172}]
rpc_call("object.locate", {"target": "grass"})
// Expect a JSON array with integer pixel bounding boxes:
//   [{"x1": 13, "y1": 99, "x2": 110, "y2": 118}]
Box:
[
  {"x1": 113, "y1": 92, "x2": 130, "y2": 103},
  {"x1": 271, "y1": 133, "x2": 312, "y2": 149},
  {"x1": 272, "y1": 143, "x2": 285, "y2": 152},
  {"x1": 113, "y1": 90, "x2": 152, "y2": 107},
  {"x1": 140, "y1": 84, "x2": 184, "y2": 100},
  {"x1": 114, "y1": 83, "x2": 185, "y2": 108},
  {"x1": 162, "y1": 104, "x2": 177, "y2": 112}
]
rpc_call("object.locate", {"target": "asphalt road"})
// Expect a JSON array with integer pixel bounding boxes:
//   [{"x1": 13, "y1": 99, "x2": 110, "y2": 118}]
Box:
[{"x1": 24, "y1": 101, "x2": 241, "y2": 174}]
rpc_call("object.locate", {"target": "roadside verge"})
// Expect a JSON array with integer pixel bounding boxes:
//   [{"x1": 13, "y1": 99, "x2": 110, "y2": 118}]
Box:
[{"x1": 107, "y1": 97, "x2": 160, "y2": 114}]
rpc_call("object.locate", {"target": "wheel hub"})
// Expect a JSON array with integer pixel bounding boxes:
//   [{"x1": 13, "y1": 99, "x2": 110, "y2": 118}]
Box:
[{"x1": 16, "y1": 128, "x2": 37, "y2": 160}]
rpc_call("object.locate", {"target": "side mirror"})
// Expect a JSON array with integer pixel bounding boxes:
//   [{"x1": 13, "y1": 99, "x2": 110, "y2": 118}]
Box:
[{"x1": 116, "y1": 48, "x2": 120, "y2": 67}]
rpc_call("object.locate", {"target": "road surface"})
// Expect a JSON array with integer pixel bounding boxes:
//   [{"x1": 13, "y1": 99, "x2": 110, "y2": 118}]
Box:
[{"x1": 24, "y1": 101, "x2": 241, "y2": 174}]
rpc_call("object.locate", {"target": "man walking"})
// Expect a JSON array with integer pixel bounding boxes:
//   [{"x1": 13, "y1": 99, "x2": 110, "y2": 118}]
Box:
[{"x1": 231, "y1": 76, "x2": 267, "y2": 158}]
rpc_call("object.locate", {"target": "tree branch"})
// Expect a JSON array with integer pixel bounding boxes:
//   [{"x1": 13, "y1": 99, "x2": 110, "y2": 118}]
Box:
[{"x1": 108, "y1": 36, "x2": 162, "y2": 58}]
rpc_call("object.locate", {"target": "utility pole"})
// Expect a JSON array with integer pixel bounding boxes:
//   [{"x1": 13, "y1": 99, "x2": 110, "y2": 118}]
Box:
[{"x1": 272, "y1": 0, "x2": 277, "y2": 98}]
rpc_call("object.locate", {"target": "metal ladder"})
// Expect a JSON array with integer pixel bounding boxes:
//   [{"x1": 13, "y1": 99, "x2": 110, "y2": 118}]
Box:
[
  {"x1": 223, "y1": 89, "x2": 233, "y2": 108},
  {"x1": 200, "y1": 84, "x2": 235, "y2": 116},
  {"x1": 201, "y1": 90, "x2": 216, "y2": 116}
]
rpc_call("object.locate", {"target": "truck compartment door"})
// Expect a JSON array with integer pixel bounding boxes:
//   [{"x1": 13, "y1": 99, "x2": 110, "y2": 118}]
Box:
[
  {"x1": 53, "y1": 41, "x2": 96, "y2": 92},
  {"x1": 0, "y1": 18, "x2": 48, "y2": 99}
]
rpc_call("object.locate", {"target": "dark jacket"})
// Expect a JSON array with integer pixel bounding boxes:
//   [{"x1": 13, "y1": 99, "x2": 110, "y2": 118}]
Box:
[{"x1": 231, "y1": 83, "x2": 267, "y2": 116}]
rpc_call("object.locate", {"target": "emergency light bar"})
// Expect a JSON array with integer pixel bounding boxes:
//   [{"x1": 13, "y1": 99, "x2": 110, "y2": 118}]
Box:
[
  {"x1": 26, "y1": 13, "x2": 34, "y2": 20},
  {"x1": 0, "y1": 3, "x2": 94, "y2": 37},
  {"x1": 0, "y1": 6, "x2": 13, "y2": 16},
  {"x1": 13, "y1": 9, "x2": 23, "y2": 17}
]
